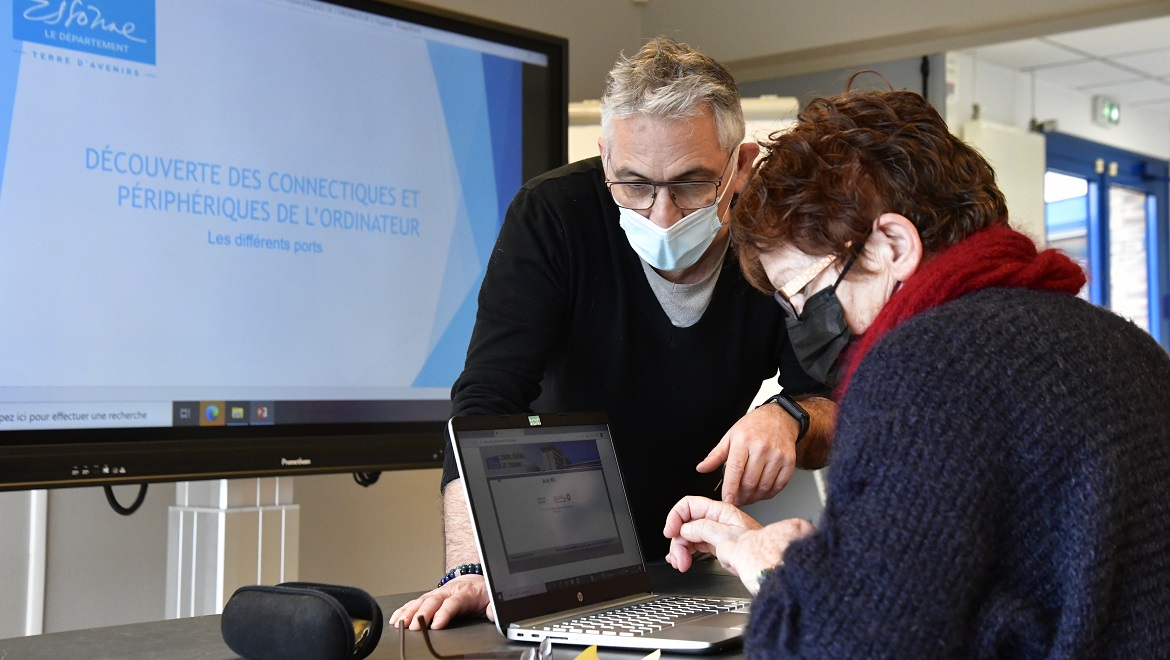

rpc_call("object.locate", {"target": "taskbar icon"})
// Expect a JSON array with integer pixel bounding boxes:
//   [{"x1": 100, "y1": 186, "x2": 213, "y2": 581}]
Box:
[{"x1": 172, "y1": 401, "x2": 275, "y2": 426}]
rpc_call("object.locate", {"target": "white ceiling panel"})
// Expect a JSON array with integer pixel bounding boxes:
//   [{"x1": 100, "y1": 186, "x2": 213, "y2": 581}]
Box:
[
  {"x1": 1044, "y1": 16, "x2": 1170, "y2": 57},
  {"x1": 1078, "y1": 78, "x2": 1170, "y2": 104},
  {"x1": 1035, "y1": 60, "x2": 1144, "y2": 89},
  {"x1": 973, "y1": 14, "x2": 1170, "y2": 130},
  {"x1": 1110, "y1": 50, "x2": 1170, "y2": 78},
  {"x1": 975, "y1": 39, "x2": 1084, "y2": 70},
  {"x1": 1129, "y1": 100, "x2": 1170, "y2": 120}
]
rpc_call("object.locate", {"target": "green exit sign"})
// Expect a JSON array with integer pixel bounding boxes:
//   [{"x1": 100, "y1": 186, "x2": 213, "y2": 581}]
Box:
[{"x1": 1092, "y1": 95, "x2": 1121, "y2": 127}]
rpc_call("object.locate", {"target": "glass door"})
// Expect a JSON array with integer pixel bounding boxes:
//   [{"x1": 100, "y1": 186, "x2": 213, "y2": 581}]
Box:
[{"x1": 1044, "y1": 132, "x2": 1169, "y2": 348}]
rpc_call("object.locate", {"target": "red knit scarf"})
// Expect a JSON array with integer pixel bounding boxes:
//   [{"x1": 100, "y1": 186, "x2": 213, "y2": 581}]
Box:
[{"x1": 837, "y1": 224, "x2": 1087, "y2": 396}]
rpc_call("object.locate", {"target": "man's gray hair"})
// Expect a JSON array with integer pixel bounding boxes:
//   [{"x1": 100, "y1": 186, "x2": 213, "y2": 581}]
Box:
[{"x1": 600, "y1": 36, "x2": 745, "y2": 153}]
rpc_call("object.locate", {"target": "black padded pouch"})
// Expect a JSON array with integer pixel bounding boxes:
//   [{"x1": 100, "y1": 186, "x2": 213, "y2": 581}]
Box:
[{"x1": 221, "y1": 581, "x2": 383, "y2": 660}]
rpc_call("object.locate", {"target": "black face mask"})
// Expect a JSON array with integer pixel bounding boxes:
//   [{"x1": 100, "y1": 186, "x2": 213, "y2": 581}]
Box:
[
  {"x1": 781, "y1": 251, "x2": 859, "y2": 387},
  {"x1": 785, "y1": 285, "x2": 852, "y2": 387}
]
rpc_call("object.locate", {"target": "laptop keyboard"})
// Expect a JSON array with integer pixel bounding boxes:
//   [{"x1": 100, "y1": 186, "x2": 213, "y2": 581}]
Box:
[{"x1": 542, "y1": 596, "x2": 749, "y2": 637}]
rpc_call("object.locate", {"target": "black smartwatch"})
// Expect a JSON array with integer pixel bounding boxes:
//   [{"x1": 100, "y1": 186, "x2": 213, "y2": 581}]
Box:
[{"x1": 760, "y1": 392, "x2": 809, "y2": 443}]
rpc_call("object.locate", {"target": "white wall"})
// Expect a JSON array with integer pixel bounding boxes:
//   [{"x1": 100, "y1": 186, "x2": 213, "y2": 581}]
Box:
[
  {"x1": 1029, "y1": 75, "x2": 1170, "y2": 159},
  {"x1": 42, "y1": 486, "x2": 170, "y2": 632},
  {"x1": 0, "y1": 491, "x2": 35, "y2": 639},
  {"x1": 960, "y1": 120, "x2": 1047, "y2": 242},
  {"x1": 947, "y1": 50, "x2": 1170, "y2": 159},
  {"x1": 0, "y1": 486, "x2": 170, "y2": 635},
  {"x1": 739, "y1": 55, "x2": 950, "y2": 118},
  {"x1": 295, "y1": 470, "x2": 443, "y2": 597}
]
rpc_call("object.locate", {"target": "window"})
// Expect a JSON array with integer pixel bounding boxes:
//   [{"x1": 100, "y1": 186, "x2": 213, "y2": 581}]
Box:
[{"x1": 1044, "y1": 132, "x2": 1169, "y2": 348}]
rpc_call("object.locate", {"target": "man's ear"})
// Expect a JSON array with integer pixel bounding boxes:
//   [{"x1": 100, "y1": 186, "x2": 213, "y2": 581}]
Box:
[
  {"x1": 729, "y1": 141, "x2": 760, "y2": 194},
  {"x1": 872, "y1": 213, "x2": 922, "y2": 281},
  {"x1": 598, "y1": 136, "x2": 606, "y2": 160}
]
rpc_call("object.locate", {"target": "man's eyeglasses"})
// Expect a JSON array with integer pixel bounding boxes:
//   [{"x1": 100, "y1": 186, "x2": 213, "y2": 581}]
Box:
[
  {"x1": 397, "y1": 617, "x2": 552, "y2": 660},
  {"x1": 774, "y1": 248, "x2": 860, "y2": 319},
  {"x1": 606, "y1": 150, "x2": 735, "y2": 211}
]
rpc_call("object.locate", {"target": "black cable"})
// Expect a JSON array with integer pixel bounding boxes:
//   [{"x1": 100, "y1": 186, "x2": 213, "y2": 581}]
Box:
[
  {"x1": 353, "y1": 471, "x2": 381, "y2": 487},
  {"x1": 920, "y1": 56, "x2": 930, "y2": 101},
  {"x1": 104, "y1": 484, "x2": 148, "y2": 515}
]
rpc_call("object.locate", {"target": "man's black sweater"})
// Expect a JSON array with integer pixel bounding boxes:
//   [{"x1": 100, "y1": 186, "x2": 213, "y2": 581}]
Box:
[{"x1": 443, "y1": 157, "x2": 822, "y2": 555}]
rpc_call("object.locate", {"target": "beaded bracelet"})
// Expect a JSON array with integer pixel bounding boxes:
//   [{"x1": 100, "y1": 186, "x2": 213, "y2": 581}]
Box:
[
  {"x1": 438, "y1": 563, "x2": 482, "y2": 588},
  {"x1": 753, "y1": 566, "x2": 776, "y2": 596}
]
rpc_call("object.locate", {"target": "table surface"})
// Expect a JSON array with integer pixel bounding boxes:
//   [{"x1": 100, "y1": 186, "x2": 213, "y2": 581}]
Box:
[{"x1": 0, "y1": 560, "x2": 750, "y2": 659}]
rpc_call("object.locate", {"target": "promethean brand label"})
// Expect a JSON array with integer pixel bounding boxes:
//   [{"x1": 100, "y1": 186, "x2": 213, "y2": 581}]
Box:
[
  {"x1": 13, "y1": 0, "x2": 156, "y2": 65},
  {"x1": 281, "y1": 457, "x2": 312, "y2": 466}
]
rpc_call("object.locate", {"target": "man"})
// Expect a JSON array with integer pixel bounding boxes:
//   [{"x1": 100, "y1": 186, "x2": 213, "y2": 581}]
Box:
[{"x1": 391, "y1": 36, "x2": 834, "y2": 631}]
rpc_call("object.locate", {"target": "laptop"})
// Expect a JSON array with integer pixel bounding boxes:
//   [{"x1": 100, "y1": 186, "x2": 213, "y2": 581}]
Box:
[{"x1": 449, "y1": 412, "x2": 751, "y2": 654}]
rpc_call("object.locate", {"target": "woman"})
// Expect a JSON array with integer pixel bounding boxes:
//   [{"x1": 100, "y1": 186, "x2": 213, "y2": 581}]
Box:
[{"x1": 663, "y1": 88, "x2": 1170, "y2": 657}]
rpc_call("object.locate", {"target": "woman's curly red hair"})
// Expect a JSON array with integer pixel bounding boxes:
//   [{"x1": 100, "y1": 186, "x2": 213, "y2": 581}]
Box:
[{"x1": 732, "y1": 87, "x2": 1009, "y2": 292}]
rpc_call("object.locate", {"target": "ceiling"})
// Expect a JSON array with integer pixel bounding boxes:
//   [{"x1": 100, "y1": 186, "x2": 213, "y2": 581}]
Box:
[{"x1": 974, "y1": 14, "x2": 1170, "y2": 120}]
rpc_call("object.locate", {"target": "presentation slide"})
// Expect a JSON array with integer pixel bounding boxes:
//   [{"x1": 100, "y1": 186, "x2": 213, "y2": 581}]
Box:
[{"x1": 0, "y1": 0, "x2": 529, "y2": 427}]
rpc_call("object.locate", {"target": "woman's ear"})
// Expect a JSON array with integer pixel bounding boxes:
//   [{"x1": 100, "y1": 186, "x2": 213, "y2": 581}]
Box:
[{"x1": 872, "y1": 213, "x2": 922, "y2": 281}]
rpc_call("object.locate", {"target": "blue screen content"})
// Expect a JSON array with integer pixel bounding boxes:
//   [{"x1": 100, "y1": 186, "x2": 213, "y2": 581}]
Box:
[{"x1": 0, "y1": 0, "x2": 549, "y2": 432}]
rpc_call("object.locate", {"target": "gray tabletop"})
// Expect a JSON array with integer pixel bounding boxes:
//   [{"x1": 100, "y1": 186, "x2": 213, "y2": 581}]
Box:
[{"x1": 0, "y1": 560, "x2": 750, "y2": 659}]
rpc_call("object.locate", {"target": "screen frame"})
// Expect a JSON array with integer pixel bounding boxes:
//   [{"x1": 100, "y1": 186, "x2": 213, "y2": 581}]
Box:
[
  {"x1": 448, "y1": 412, "x2": 652, "y2": 628},
  {"x1": 0, "y1": 0, "x2": 568, "y2": 491}
]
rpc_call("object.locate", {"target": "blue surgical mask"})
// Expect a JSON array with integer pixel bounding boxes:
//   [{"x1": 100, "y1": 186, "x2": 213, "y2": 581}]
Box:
[
  {"x1": 613, "y1": 151, "x2": 737, "y2": 271},
  {"x1": 618, "y1": 203, "x2": 723, "y2": 271}
]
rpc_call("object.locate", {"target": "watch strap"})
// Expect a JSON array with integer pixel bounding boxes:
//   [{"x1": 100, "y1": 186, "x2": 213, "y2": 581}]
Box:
[{"x1": 761, "y1": 392, "x2": 809, "y2": 442}]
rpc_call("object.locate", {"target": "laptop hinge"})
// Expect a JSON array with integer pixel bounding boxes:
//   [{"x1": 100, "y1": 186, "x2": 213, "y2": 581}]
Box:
[{"x1": 512, "y1": 594, "x2": 657, "y2": 628}]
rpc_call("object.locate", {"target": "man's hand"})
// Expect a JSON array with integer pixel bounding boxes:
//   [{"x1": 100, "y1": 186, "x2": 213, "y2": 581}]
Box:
[
  {"x1": 664, "y1": 496, "x2": 815, "y2": 595},
  {"x1": 696, "y1": 402, "x2": 799, "y2": 506},
  {"x1": 388, "y1": 575, "x2": 493, "y2": 630},
  {"x1": 388, "y1": 479, "x2": 488, "y2": 630}
]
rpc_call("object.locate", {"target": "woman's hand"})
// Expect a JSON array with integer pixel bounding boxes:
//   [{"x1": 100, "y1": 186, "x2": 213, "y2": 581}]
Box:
[{"x1": 664, "y1": 496, "x2": 816, "y2": 594}]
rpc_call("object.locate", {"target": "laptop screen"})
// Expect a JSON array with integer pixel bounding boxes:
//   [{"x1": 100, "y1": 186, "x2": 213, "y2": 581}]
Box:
[{"x1": 453, "y1": 416, "x2": 644, "y2": 602}]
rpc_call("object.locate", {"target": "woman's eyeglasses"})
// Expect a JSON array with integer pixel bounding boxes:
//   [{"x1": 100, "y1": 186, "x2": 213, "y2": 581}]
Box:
[
  {"x1": 774, "y1": 253, "x2": 839, "y2": 318},
  {"x1": 773, "y1": 247, "x2": 862, "y2": 319}
]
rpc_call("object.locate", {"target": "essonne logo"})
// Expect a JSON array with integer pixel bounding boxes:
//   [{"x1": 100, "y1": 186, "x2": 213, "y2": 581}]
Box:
[
  {"x1": 21, "y1": 1, "x2": 147, "y2": 44},
  {"x1": 280, "y1": 457, "x2": 312, "y2": 466},
  {"x1": 14, "y1": 0, "x2": 157, "y2": 66}
]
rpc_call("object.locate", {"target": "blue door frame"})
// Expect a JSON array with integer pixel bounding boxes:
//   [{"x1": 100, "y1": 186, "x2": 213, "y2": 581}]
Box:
[{"x1": 1045, "y1": 131, "x2": 1170, "y2": 349}]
